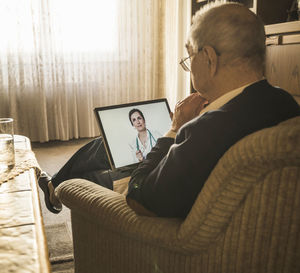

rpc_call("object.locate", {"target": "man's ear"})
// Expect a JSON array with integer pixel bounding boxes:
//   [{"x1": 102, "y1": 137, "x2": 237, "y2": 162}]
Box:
[{"x1": 203, "y1": 46, "x2": 218, "y2": 77}]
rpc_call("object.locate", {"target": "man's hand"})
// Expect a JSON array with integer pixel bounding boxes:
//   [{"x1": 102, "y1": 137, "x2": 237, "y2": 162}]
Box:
[{"x1": 171, "y1": 93, "x2": 207, "y2": 133}]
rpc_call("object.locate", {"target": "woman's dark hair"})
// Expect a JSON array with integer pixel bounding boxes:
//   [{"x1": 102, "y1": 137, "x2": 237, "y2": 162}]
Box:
[{"x1": 129, "y1": 108, "x2": 145, "y2": 125}]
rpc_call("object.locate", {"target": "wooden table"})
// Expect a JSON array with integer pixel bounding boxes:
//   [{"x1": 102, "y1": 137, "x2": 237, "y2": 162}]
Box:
[{"x1": 0, "y1": 136, "x2": 50, "y2": 272}]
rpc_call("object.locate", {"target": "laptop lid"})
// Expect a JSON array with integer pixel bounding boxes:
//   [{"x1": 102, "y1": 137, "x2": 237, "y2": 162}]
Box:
[{"x1": 94, "y1": 98, "x2": 172, "y2": 171}]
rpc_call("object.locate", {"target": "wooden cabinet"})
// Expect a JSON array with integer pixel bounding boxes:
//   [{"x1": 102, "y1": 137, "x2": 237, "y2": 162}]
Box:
[{"x1": 265, "y1": 21, "x2": 300, "y2": 105}]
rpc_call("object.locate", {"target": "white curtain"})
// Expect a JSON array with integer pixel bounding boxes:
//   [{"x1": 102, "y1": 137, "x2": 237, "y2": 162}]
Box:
[{"x1": 0, "y1": 0, "x2": 191, "y2": 142}]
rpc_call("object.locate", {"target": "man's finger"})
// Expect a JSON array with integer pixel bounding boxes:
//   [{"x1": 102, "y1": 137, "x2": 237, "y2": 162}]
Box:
[{"x1": 176, "y1": 93, "x2": 199, "y2": 106}]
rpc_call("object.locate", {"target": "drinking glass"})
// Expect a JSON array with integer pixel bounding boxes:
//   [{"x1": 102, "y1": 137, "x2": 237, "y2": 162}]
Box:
[{"x1": 0, "y1": 118, "x2": 15, "y2": 174}]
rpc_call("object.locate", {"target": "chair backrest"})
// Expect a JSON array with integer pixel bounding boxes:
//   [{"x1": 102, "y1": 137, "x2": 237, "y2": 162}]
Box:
[{"x1": 177, "y1": 116, "x2": 300, "y2": 256}]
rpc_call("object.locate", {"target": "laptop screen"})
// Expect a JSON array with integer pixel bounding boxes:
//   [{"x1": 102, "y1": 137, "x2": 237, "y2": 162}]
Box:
[{"x1": 94, "y1": 98, "x2": 172, "y2": 170}]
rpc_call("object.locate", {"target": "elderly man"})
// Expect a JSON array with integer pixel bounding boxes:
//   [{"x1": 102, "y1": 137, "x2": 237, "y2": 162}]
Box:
[
  {"x1": 39, "y1": 1, "x2": 300, "y2": 217},
  {"x1": 125, "y1": 2, "x2": 300, "y2": 217}
]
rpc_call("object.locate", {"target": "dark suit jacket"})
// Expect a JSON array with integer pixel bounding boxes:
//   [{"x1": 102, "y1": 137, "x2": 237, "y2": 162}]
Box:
[{"x1": 127, "y1": 80, "x2": 300, "y2": 218}]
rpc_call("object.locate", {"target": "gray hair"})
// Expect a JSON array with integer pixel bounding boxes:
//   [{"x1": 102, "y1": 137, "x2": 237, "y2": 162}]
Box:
[{"x1": 188, "y1": 1, "x2": 266, "y2": 69}]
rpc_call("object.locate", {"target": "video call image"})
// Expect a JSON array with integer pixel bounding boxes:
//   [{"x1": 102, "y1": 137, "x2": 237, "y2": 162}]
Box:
[{"x1": 96, "y1": 101, "x2": 172, "y2": 168}]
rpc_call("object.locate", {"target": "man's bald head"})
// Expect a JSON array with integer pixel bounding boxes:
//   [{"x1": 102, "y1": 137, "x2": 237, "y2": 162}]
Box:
[{"x1": 188, "y1": 1, "x2": 266, "y2": 70}]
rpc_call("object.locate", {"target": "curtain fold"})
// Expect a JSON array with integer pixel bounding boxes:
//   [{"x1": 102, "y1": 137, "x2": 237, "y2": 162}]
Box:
[{"x1": 0, "y1": 0, "x2": 191, "y2": 142}]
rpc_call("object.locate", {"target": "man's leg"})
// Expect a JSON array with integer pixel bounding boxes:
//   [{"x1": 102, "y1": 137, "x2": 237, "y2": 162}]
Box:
[
  {"x1": 42, "y1": 168, "x2": 131, "y2": 213},
  {"x1": 51, "y1": 137, "x2": 110, "y2": 188},
  {"x1": 39, "y1": 137, "x2": 111, "y2": 213}
]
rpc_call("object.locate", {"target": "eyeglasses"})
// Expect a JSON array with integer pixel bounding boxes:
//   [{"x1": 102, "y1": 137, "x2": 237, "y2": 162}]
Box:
[
  {"x1": 179, "y1": 48, "x2": 202, "y2": 72},
  {"x1": 179, "y1": 47, "x2": 219, "y2": 72},
  {"x1": 179, "y1": 56, "x2": 192, "y2": 72},
  {"x1": 179, "y1": 52, "x2": 197, "y2": 72}
]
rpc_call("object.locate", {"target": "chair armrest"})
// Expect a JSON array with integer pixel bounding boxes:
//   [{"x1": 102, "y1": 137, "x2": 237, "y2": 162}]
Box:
[
  {"x1": 178, "y1": 117, "x2": 300, "y2": 249},
  {"x1": 56, "y1": 179, "x2": 192, "y2": 252}
]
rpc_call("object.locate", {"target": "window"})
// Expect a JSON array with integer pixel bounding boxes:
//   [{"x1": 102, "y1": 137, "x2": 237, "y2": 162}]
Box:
[
  {"x1": 0, "y1": 0, "x2": 117, "y2": 53},
  {"x1": 51, "y1": 0, "x2": 117, "y2": 52}
]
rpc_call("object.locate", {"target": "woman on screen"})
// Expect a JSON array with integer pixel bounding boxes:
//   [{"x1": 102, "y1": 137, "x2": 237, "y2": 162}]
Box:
[{"x1": 129, "y1": 108, "x2": 162, "y2": 162}]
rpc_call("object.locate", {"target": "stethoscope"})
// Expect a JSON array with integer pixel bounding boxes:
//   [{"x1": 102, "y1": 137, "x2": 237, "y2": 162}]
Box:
[{"x1": 136, "y1": 129, "x2": 156, "y2": 153}]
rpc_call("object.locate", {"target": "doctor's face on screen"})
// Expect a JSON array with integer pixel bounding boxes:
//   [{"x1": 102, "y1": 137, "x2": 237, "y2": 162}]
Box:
[{"x1": 130, "y1": 111, "x2": 146, "y2": 132}]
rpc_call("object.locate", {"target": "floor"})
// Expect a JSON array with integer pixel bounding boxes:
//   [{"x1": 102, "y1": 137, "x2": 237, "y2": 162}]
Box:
[
  {"x1": 32, "y1": 138, "x2": 92, "y2": 226},
  {"x1": 31, "y1": 138, "x2": 93, "y2": 272}
]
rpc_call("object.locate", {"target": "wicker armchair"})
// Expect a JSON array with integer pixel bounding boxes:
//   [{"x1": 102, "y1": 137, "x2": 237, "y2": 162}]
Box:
[{"x1": 56, "y1": 116, "x2": 300, "y2": 273}]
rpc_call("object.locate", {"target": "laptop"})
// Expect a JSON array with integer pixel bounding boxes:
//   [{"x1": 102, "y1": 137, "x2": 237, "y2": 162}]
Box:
[{"x1": 94, "y1": 98, "x2": 172, "y2": 172}]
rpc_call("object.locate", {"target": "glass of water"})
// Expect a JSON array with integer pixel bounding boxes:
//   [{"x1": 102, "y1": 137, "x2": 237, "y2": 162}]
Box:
[{"x1": 0, "y1": 118, "x2": 15, "y2": 174}]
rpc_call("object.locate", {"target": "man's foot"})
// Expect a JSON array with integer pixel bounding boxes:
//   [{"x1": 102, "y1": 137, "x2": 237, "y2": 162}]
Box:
[{"x1": 38, "y1": 171, "x2": 62, "y2": 214}]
